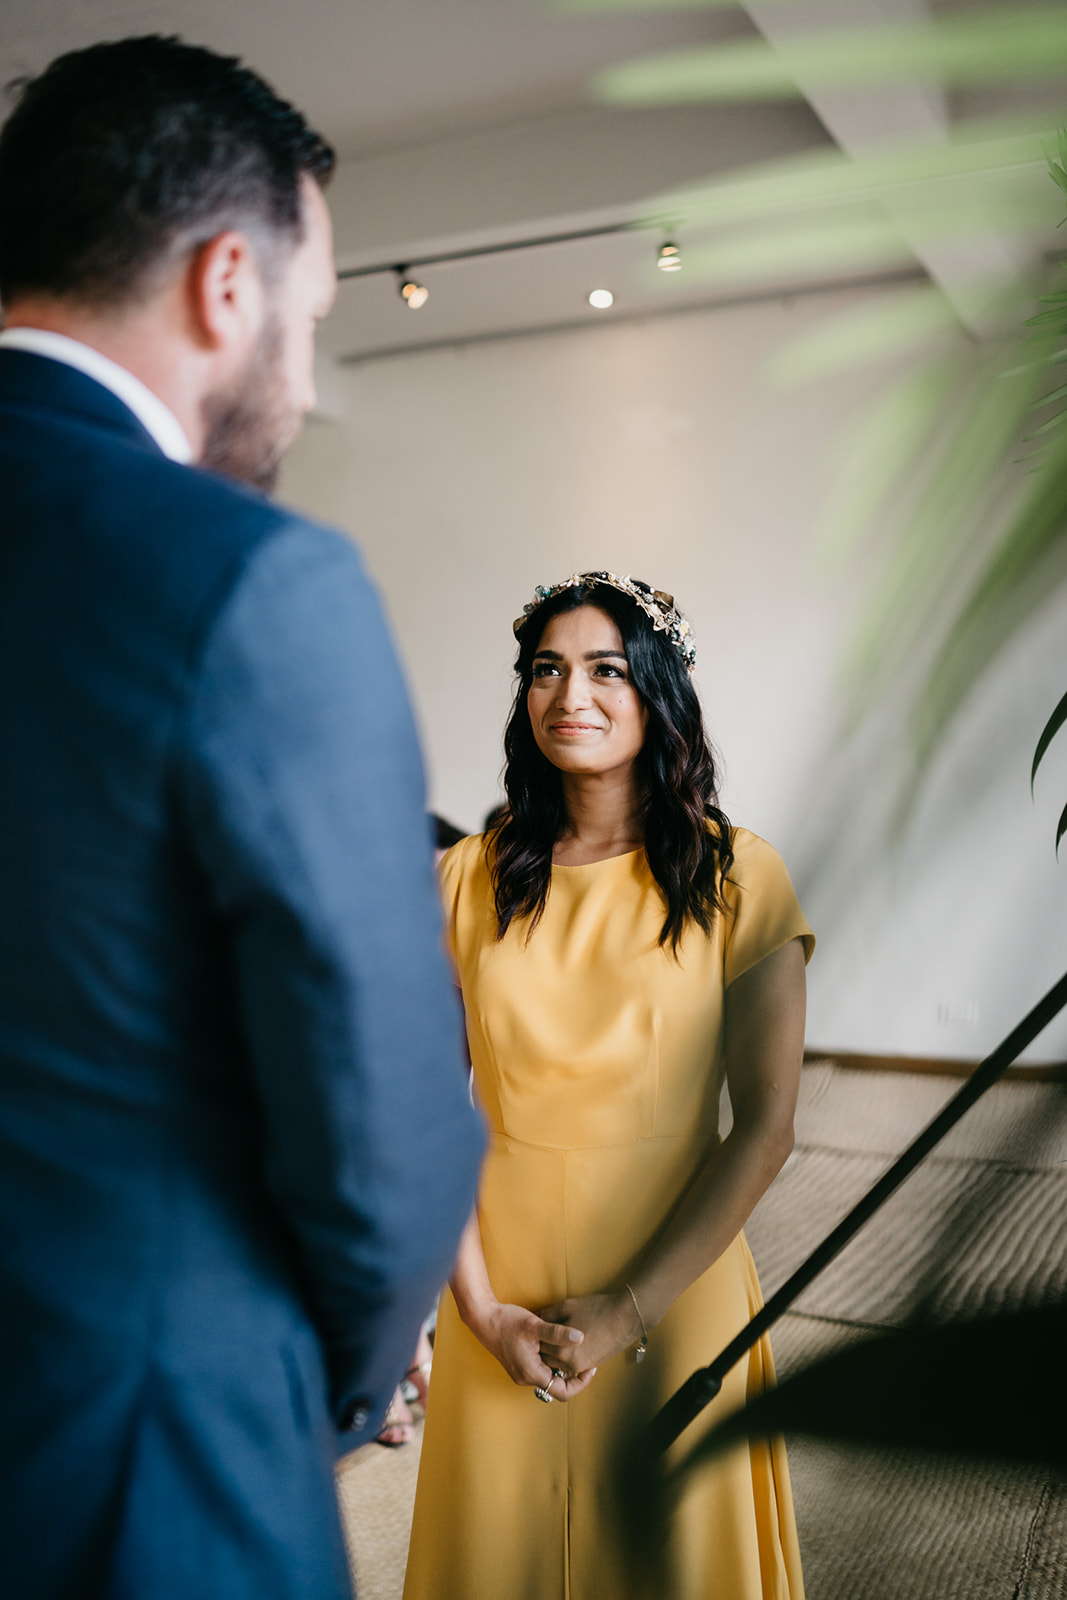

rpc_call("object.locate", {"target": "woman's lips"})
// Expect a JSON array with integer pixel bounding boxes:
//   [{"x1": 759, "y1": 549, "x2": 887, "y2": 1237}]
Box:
[{"x1": 549, "y1": 721, "x2": 602, "y2": 734}]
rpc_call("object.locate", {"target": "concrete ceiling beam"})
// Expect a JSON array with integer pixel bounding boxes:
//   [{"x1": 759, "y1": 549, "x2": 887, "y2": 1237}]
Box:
[{"x1": 740, "y1": 0, "x2": 1039, "y2": 335}]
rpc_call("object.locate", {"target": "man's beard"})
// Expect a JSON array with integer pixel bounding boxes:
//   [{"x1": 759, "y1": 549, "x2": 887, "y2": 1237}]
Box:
[{"x1": 200, "y1": 314, "x2": 297, "y2": 494}]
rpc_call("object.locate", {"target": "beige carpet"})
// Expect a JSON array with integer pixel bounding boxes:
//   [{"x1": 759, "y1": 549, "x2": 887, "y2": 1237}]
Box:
[
  {"x1": 335, "y1": 1063, "x2": 1067, "y2": 1599},
  {"x1": 769, "y1": 1313, "x2": 1064, "y2": 1600},
  {"x1": 336, "y1": 1418, "x2": 423, "y2": 1600},
  {"x1": 749, "y1": 1064, "x2": 1067, "y2": 1600}
]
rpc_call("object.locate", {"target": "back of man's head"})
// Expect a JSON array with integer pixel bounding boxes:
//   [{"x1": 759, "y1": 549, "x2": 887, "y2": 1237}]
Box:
[{"x1": 0, "y1": 35, "x2": 335, "y2": 311}]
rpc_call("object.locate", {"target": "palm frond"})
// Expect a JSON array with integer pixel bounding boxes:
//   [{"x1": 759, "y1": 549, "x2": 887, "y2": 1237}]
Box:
[
  {"x1": 564, "y1": 0, "x2": 1067, "y2": 854},
  {"x1": 1032, "y1": 687, "x2": 1067, "y2": 789},
  {"x1": 594, "y1": 8, "x2": 1067, "y2": 106},
  {"x1": 916, "y1": 428, "x2": 1067, "y2": 764}
]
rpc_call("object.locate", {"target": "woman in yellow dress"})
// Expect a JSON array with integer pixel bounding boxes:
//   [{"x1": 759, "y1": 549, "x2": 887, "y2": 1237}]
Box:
[{"x1": 404, "y1": 572, "x2": 813, "y2": 1600}]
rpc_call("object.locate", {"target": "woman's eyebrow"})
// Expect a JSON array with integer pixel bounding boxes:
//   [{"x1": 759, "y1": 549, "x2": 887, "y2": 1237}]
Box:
[{"x1": 532, "y1": 648, "x2": 628, "y2": 662}]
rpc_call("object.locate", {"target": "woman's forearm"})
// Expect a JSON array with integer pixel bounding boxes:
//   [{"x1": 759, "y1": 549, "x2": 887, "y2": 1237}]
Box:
[
  {"x1": 631, "y1": 936, "x2": 805, "y2": 1330},
  {"x1": 538, "y1": 1114, "x2": 793, "y2": 1376},
  {"x1": 449, "y1": 1207, "x2": 498, "y2": 1333},
  {"x1": 628, "y1": 1115, "x2": 793, "y2": 1329},
  {"x1": 449, "y1": 1203, "x2": 591, "y2": 1393}
]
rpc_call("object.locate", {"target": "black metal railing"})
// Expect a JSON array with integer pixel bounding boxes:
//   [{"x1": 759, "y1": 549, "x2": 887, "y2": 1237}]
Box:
[{"x1": 644, "y1": 968, "x2": 1067, "y2": 1458}]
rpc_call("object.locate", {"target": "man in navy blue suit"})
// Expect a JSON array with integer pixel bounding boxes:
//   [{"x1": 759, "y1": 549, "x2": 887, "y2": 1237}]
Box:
[{"x1": 0, "y1": 36, "x2": 483, "y2": 1598}]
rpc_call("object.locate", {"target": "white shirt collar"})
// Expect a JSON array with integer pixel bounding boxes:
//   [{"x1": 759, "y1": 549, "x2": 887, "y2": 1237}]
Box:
[{"x1": 0, "y1": 328, "x2": 192, "y2": 464}]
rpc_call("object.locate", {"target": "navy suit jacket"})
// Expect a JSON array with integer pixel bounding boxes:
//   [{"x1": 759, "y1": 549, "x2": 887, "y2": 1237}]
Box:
[{"x1": 0, "y1": 349, "x2": 484, "y2": 1598}]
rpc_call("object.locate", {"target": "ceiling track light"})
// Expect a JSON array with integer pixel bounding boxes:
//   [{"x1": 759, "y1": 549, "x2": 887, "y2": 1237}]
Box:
[
  {"x1": 395, "y1": 266, "x2": 429, "y2": 309},
  {"x1": 657, "y1": 239, "x2": 682, "y2": 273}
]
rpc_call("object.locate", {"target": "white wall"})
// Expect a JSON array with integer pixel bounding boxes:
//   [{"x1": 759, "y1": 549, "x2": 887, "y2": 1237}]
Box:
[{"x1": 280, "y1": 287, "x2": 1067, "y2": 1064}]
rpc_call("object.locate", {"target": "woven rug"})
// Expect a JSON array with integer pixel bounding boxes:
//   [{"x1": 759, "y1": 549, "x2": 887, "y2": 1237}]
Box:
[
  {"x1": 768, "y1": 1313, "x2": 1065, "y2": 1600},
  {"x1": 336, "y1": 1421, "x2": 423, "y2": 1600},
  {"x1": 747, "y1": 1065, "x2": 1067, "y2": 1600}
]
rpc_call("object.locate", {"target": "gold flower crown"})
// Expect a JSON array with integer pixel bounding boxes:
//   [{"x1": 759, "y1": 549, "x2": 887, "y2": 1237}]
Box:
[{"x1": 513, "y1": 570, "x2": 696, "y2": 671}]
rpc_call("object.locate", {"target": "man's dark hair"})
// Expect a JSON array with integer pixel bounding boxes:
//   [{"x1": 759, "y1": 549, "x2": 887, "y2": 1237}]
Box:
[{"x1": 0, "y1": 35, "x2": 335, "y2": 307}]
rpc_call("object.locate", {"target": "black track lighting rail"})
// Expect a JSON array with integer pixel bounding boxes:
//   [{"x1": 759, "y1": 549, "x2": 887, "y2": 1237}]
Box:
[{"x1": 336, "y1": 219, "x2": 643, "y2": 282}]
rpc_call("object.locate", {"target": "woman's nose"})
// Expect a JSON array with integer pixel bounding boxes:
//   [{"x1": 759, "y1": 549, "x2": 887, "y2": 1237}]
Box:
[{"x1": 553, "y1": 669, "x2": 592, "y2": 711}]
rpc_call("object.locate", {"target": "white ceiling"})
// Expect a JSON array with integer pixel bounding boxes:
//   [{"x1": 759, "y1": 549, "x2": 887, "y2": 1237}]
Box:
[
  {"x1": 0, "y1": 0, "x2": 756, "y2": 159},
  {"x1": 1, "y1": 1, "x2": 1064, "y2": 363}
]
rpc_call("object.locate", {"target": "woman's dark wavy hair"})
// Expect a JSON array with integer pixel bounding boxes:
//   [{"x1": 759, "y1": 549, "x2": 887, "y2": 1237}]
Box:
[{"x1": 489, "y1": 577, "x2": 733, "y2": 953}]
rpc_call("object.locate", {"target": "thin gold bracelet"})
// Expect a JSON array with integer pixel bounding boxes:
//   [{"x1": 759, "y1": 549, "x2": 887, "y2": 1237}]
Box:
[{"x1": 624, "y1": 1282, "x2": 648, "y2": 1363}]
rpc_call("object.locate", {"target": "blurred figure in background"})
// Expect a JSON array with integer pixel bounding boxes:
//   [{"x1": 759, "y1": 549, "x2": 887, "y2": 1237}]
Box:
[
  {"x1": 434, "y1": 814, "x2": 469, "y2": 859},
  {"x1": 0, "y1": 36, "x2": 482, "y2": 1600},
  {"x1": 482, "y1": 801, "x2": 510, "y2": 834},
  {"x1": 375, "y1": 809, "x2": 471, "y2": 1450}
]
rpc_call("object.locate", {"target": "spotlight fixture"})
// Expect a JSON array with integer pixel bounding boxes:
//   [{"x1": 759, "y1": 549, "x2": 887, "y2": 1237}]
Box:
[
  {"x1": 588, "y1": 288, "x2": 614, "y2": 310},
  {"x1": 657, "y1": 240, "x2": 682, "y2": 273},
  {"x1": 395, "y1": 267, "x2": 429, "y2": 309}
]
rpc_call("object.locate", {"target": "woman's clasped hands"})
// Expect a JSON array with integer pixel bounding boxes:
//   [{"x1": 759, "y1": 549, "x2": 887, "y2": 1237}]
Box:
[
  {"x1": 475, "y1": 1288, "x2": 643, "y2": 1400},
  {"x1": 537, "y1": 1290, "x2": 644, "y2": 1389},
  {"x1": 470, "y1": 1299, "x2": 595, "y2": 1400}
]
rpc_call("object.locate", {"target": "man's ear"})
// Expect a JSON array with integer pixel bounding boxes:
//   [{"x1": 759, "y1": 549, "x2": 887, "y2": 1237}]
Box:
[{"x1": 186, "y1": 230, "x2": 265, "y2": 353}]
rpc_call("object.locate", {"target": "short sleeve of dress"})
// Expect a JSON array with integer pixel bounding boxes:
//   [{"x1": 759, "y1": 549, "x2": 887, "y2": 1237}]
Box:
[
  {"x1": 722, "y1": 828, "x2": 814, "y2": 988},
  {"x1": 436, "y1": 833, "x2": 486, "y2": 970}
]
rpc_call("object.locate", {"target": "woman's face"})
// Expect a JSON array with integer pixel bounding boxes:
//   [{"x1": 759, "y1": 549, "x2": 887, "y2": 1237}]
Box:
[{"x1": 527, "y1": 605, "x2": 648, "y2": 778}]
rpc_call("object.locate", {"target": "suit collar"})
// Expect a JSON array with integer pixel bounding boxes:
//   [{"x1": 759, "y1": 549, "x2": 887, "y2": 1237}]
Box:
[{"x1": 0, "y1": 345, "x2": 179, "y2": 460}]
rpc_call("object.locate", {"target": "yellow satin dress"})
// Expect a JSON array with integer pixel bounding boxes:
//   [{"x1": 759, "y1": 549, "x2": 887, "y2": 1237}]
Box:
[{"x1": 403, "y1": 828, "x2": 814, "y2": 1600}]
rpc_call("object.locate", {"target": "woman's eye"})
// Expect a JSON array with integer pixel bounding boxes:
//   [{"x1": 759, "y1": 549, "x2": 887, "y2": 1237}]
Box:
[
  {"x1": 594, "y1": 663, "x2": 625, "y2": 678},
  {"x1": 532, "y1": 662, "x2": 560, "y2": 678}
]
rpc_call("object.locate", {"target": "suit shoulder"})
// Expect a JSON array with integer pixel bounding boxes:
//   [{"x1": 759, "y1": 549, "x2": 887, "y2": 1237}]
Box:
[
  {"x1": 117, "y1": 456, "x2": 369, "y2": 636},
  {"x1": 90, "y1": 456, "x2": 372, "y2": 700},
  {"x1": 136, "y1": 456, "x2": 357, "y2": 567}
]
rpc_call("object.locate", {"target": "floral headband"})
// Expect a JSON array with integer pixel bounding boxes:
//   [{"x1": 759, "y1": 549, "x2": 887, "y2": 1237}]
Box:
[{"x1": 513, "y1": 570, "x2": 696, "y2": 672}]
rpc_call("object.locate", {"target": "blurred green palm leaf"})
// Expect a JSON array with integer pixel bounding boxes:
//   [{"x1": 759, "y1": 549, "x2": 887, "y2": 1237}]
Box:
[
  {"x1": 594, "y1": 8, "x2": 1067, "y2": 105},
  {"x1": 560, "y1": 0, "x2": 1067, "y2": 849},
  {"x1": 554, "y1": 0, "x2": 754, "y2": 12},
  {"x1": 640, "y1": 124, "x2": 1055, "y2": 236}
]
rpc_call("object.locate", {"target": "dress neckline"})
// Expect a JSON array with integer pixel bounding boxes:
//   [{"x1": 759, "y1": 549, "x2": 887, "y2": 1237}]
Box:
[{"x1": 551, "y1": 846, "x2": 644, "y2": 870}]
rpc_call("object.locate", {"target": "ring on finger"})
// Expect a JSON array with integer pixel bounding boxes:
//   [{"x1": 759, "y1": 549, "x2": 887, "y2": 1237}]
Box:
[{"x1": 535, "y1": 1367, "x2": 567, "y2": 1404}]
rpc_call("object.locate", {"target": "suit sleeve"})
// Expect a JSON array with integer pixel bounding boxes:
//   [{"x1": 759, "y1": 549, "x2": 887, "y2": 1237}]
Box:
[{"x1": 176, "y1": 518, "x2": 484, "y2": 1444}]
